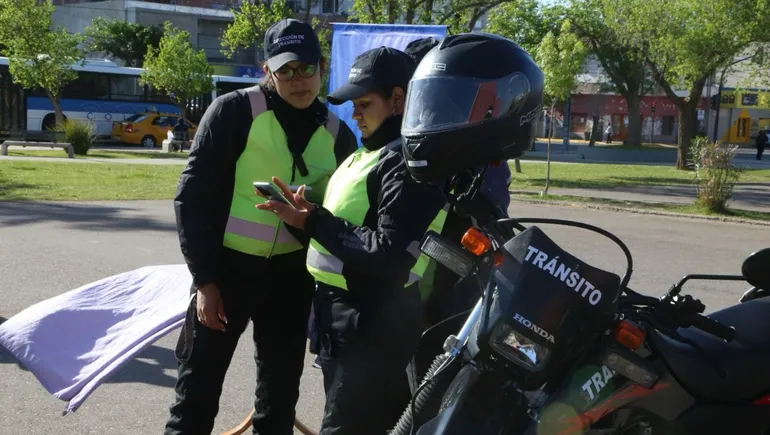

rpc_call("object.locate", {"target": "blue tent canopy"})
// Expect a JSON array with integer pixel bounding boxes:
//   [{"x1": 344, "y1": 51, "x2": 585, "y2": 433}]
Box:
[{"x1": 327, "y1": 23, "x2": 447, "y2": 146}]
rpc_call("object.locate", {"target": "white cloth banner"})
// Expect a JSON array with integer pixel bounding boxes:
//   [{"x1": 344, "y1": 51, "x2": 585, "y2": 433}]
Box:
[{"x1": 0, "y1": 265, "x2": 192, "y2": 414}]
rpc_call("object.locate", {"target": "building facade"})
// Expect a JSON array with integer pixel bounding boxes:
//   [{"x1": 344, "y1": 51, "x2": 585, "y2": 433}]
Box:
[
  {"x1": 545, "y1": 56, "x2": 713, "y2": 143},
  {"x1": 52, "y1": 0, "x2": 348, "y2": 77}
]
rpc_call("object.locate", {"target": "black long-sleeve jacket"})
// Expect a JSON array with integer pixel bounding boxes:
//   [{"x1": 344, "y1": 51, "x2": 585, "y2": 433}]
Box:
[
  {"x1": 304, "y1": 115, "x2": 448, "y2": 294},
  {"x1": 174, "y1": 88, "x2": 357, "y2": 288}
]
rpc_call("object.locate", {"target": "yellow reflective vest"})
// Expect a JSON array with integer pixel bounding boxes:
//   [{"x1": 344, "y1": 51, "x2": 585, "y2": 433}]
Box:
[
  {"x1": 222, "y1": 86, "x2": 343, "y2": 257},
  {"x1": 306, "y1": 141, "x2": 448, "y2": 290}
]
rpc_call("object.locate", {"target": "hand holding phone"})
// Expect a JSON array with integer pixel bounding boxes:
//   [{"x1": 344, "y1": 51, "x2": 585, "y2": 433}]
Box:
[{"x1": 253, "y1": 182, "x2": 296, "y2": 209}]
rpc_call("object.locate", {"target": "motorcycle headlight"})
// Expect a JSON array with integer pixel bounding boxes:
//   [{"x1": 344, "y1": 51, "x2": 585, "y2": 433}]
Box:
[{"x1": 489, "y1": 323, "x2": 551, "y2": 371}]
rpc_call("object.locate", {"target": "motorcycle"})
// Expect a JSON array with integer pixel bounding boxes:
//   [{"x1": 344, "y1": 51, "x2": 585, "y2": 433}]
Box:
[{"x1": 390, "y1": 170, "x2": 770, "y2": 435}]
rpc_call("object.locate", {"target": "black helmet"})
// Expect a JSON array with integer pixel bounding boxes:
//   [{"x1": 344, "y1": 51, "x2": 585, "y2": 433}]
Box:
[{"x1": 401, "y1": 33, "x2": 544, "y2": 183}]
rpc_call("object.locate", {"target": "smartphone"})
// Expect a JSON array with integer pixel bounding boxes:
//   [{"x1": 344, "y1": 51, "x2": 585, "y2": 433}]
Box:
[
  {"x1": 253, "y1": 182, "x2": 296, "y2": 209},
  {"x1": 288, "y1": 185, "x2": 312, "y2": 193}
]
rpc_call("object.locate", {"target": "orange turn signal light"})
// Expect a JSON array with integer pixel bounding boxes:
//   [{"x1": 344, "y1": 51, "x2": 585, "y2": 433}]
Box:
[
  {"x1": 461, "y1": 227, "x2": 491, "y2": 257},
  {"x1": 615, "y1": 319, "x2": 645, "y2": 351}
]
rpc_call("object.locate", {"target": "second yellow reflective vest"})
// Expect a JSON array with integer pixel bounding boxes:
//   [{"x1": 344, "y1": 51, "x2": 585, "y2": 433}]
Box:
[{"x1": 306, "y1": 142, "x2": 448, "y2": 291}]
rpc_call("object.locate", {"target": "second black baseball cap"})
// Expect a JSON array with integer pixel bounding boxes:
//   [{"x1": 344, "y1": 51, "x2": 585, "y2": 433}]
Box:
[
  {"x1": 404, "y1": 37, "x2": 441, "y2": 64},
  {"x1": 327, "y1": 46, "x2": 416, "y2": 105}
]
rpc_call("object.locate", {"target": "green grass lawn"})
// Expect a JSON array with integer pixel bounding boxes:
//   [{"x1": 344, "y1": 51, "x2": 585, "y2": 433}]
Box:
[
  {"x1": 0, "y1": 161, "x2": 183, "y2": 201},
  {"x1": 513, "y1": 193, "x2": 770, "y2": 222},
  {"x1": 508, "y1": 161, "x2": 770, "y2": 189},
  {"x1": 7, "y1": 149, "x2": 188, "y2": 160},
  {"x1": 2, "y1": 158, "x2": 768, "y2": 213}
]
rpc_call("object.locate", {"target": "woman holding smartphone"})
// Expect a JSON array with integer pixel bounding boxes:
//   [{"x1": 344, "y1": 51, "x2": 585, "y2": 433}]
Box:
[
  {"x1": 165, "y1": 18, "x2": 357, "y2": 435},
  {"x1": 256, "y1": 46, "x2": 448, "y2": 435}
]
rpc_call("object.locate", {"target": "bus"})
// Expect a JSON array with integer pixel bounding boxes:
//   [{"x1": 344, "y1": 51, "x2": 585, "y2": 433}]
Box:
[{"x1": 0, "y1": 56, "x2": 261, "y2": 139}]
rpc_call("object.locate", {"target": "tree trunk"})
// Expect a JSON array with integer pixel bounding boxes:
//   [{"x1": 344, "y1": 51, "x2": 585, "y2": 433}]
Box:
[
  {"x1": 46, "y1": 90, "x2": 64, "y2": 128},
  {"x1": 304, "y1": 0, "x2": 312, "y2": 22},
  {"x1": 404, "y1": 0, "x2": 416, "y2": 23},
  {"x1": 387, "y1": 0, "x2": 397, "y2": 23},
  {"x1": 368, "y1": 0, "x2": 379, "y2": 22},
  {"x1": 588, "y1": 115, "x2": 600, "y2": 147},
  {"x1": 513, "y1": 158, "x2": 521, "y2": 173},
  {"x1": 625, "y1": 93, "x2": 642, "y2": 147},
  {"x1": 419, "y1": 0, "x2": 433, "y2": 23},
  {"x1": 466, "y1": 8, "x2": 483, "y2": 32},
  {"x1": 677, "y1": 101, "x2": 699, "y2": 169},
  {"x1": 178, "y1": 101, "x2": 188, "y2": 120}
]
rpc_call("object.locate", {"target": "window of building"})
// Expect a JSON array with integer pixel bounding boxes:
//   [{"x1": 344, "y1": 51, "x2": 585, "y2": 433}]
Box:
[
  {"x1": 285, "y1": 0, "x2": 301, "y2": 12},
  {"x1": 661, "y1": 115, "x2": 675, "y2": 136},
  {"x1": 322, "y1": 0, "x2": 334, "y2": 13},
  {"x1": 571, "y1": 113, "x2": 587, "y2": 132}
]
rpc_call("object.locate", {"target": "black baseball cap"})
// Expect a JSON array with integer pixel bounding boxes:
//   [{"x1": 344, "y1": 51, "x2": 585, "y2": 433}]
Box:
[
  {"x1": 327, "y1": 46, "x2": 416, "y2": 106},
  {"x1": 264, "y1": 19, "x2": 321, "y2": 71},
  {"x1": 404, "y1": 37, "x2": 441, "y2": 64}
]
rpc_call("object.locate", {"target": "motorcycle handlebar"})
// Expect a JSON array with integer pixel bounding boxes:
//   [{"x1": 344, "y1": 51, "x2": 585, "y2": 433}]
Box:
[
  {"x1": 622, "y1": 287, "x2": 737, "y2": 343},
  {"x1": 685, "y1": 312, "x2": 737, "y2": 343}
]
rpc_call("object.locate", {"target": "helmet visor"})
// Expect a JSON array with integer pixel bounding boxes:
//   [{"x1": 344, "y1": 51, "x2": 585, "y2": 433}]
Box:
[{"x1": 402, "y1": 74, "x2": 531, "y2": 134}]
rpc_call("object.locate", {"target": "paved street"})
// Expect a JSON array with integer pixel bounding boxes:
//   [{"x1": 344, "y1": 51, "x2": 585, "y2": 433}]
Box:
[{"x1": 1, "y1": 200, "x2": 768, "y2": 434}]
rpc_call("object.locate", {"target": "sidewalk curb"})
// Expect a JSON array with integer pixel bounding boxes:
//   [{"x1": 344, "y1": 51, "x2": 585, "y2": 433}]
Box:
[{"x1": 509, "y1": 195, "x2": 770, "y2": 227}]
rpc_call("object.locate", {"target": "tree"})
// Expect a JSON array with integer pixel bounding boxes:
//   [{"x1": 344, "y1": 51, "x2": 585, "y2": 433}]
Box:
[
  {"x1": 349, "y1": 0, "x2": 502, "y2": 30},
  {"x1": 313, "y1": 17, "x2": 333, "y2": 99},
  {"x1": 486, "y1": 0, "x2": 564, "y2": 172},
  {"x1": 350, "y1": 0, "x2": 389, "y2": 23},
  {"x1": 535, "y1": 21, "x2": 588, "y2": 195},
  {"x1": 141, "y1": 22, "x2": 214, "y2": 118},
  {"x1": 0, "y1": 0, "x2": 83, "y2": 127},
  {"x1": 601, "y1": 0, "x2": 770, "y2": 169},
  {"x1": 439, "y1": 0, "x2": 510, "y2": 33},
  {"x1": 486, "y1": 0, "x2": 563, "y2": 55},
  {"x1": 85, "y1": 18, "x2": 163, "y2": 67},
  {"x1": 221, "y1": 0, "x2": 294, "y2": 61},
  {"x1": 567, "y1": 0, "x2": 655, "y2": 147}
]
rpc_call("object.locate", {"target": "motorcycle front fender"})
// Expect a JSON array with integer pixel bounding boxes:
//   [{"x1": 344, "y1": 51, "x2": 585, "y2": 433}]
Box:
[
  {"x1": 416, "y1": 363, "x2": 483, "y2": 435},
  {"x1": 416, "y1": 363, "x2": 527, "y2": 435}
]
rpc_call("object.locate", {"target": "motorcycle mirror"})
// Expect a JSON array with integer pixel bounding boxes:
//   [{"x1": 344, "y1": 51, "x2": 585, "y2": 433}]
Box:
[{"x1": 742, "y1": 248, "x2": 770, "y2": 290}]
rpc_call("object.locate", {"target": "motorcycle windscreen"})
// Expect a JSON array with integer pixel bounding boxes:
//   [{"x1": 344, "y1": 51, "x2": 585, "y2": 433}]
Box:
[{"x1": 492, "y1": 226, "x2": 621, "y2": 368}]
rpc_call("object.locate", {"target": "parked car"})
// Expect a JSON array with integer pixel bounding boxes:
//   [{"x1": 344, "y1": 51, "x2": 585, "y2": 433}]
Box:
[{"x1": 110, "y1": 112, "x2": 197, "y2": 148}]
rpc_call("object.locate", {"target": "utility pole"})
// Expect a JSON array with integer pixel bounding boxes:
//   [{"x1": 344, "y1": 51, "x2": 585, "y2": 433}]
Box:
[
  {"x1": 650, "y1": 103, "x2": 656, "y2": 144},
  {"x1": 562, "y1": 95, "x2": 571, "y2": 151},
  {"x1": 712, "y1": 54, "x2": 757, "y2": 142}
]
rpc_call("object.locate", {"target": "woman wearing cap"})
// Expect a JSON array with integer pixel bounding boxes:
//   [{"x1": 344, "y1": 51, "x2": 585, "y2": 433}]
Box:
[
  {"x1": 164, "y1": 18, "x2": 357, "y2": 435},
  {"x1": 257, "y1": 46, "x2": 448, "y2": 435}
]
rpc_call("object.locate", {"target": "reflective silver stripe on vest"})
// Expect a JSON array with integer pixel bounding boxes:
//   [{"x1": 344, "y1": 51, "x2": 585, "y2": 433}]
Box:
[
  {"x1": 307, "y1": 248, "x2": 344, "y2": 275},
  {"x1": 325, "y1": 113, "x2": 340, "y2": 138},
  {"x1": 308, "y1": 248, "x2": 422, "y2": 285},
  {"x1": 226, "y1": 216, "x2": 298, "y2": 244},
  {"x1": 407, "y1": 241, "x2": 421, "y2": 259},
  {"x1": 246, "y1": 85, "x2": 340, "y2": 139},
  {"x1": 246, "y1": 86, "x2": 267, "y2": 118}
]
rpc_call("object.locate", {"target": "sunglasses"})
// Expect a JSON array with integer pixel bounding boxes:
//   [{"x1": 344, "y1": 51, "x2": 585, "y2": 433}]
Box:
[{"x1": 272, "y1": 63, "x2": 318, "y2": 82}]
